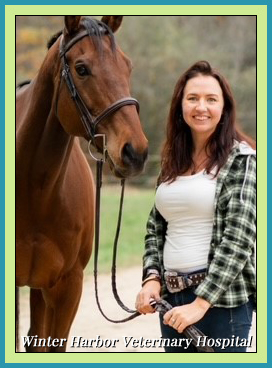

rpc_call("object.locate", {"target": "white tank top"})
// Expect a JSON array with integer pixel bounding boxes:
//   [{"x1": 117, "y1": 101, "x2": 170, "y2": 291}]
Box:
[{"x1": 155, "y1": 169, "x2": 216, "y2": 273}]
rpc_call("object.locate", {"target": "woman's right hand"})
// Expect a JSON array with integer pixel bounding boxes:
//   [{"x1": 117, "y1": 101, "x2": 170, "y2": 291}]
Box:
[{"x1": 135, "y1": 280, "x2": 161, "y2": 314}]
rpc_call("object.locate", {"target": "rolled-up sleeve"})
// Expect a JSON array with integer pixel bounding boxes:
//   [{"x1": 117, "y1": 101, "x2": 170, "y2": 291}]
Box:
[{"x1": 142, "y1": 205, "x2": 167, "y2": 280}]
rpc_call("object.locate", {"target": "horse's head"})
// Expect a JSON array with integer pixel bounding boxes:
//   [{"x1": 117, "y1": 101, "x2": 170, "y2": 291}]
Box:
[{"x1": 54, "y1": 16, "x2": 148, "y2": 178}]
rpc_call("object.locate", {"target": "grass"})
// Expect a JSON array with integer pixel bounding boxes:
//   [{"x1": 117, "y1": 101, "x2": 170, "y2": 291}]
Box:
[{"x1": 85, "y1": 185, "x2": 155, "y2": 274}]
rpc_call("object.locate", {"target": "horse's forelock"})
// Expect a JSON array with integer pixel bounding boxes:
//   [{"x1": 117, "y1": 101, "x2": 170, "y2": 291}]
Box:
[
  {"x1": 47, "y1": 17, "x2": 116, "y2": 53},
  {"x1": 82, "y1": 17, "x2": 116, "y2": 53}
]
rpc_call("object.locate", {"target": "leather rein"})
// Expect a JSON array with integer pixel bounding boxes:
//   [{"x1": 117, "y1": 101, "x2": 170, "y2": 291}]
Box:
[
  {"x1": 59, "y1": 28, "x2": 140, "y2": 323},
  {"x1": 58, "y1": 28, "x2": 214, "y2": 351}
]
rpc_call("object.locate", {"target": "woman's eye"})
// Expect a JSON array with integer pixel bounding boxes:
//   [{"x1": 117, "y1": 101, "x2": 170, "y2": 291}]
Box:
[{"x1": 75, "y1": 65, "x2": 89, "y2": 76}]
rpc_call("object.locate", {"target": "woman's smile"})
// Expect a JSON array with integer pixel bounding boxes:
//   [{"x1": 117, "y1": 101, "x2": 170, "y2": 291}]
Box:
[{"x1": 193, "y1": 115, "x2": 210, "y2": 121}]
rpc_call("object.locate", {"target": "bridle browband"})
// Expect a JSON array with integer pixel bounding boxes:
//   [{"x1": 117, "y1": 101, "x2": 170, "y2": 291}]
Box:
[{"x1": 58, "y1": 29, "x2": 140, "y2": 144}]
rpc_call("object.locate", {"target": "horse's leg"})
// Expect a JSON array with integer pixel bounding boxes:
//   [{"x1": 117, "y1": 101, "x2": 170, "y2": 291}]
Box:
[
  {"x1": 43, "y1": 265, "x2": 83, "y2": 352},
  {"x1": 25, "y1": 289, "x2": 53, "y2": 352}
]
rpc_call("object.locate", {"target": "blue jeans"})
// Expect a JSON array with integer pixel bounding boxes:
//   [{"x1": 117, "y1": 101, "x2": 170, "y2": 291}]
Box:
[{"x1": 159, "y1": 287, "x2": 255, "y2": 353}]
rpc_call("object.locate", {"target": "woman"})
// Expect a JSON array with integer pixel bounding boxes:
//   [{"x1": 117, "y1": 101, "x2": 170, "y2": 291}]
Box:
[{"x1": 135, "y1": 61, "x2": 256, "y2": 352}]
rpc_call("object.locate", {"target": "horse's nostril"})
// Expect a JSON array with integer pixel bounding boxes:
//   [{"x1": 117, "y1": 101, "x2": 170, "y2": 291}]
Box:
[
  {"x1": 122, "y1": 143, "x2": 147, "y2": 169},
  {"x1": 122, "y1": 143, "x2": 134, "y2": 162}
]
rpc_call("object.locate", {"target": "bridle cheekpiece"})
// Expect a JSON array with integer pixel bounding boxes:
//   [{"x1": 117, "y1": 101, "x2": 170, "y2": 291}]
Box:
[{"x1": 58, "y1": 28, "x2": 140, "y2": 161}]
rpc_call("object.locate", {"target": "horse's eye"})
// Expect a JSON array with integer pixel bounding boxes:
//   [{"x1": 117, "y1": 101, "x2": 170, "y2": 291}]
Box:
[{"x1": 75, "y1": 65, "x2": 89, "y2": 77}]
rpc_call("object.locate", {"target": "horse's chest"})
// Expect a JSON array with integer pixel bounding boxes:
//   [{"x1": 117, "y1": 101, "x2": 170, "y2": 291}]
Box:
[
  {"x1": 16, "y1": 146, "x2": 95, "y2": 288},
  {"x1": 16, "y1": 234, "x2": 64, "y2": 288},
  {"x1": 16, "y1": 218, "x2": 91, "y2": 288}
]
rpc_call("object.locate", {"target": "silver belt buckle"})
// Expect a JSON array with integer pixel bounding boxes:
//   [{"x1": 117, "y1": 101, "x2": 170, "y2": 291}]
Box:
[{"x1": 164, "y1": 271, "x2": 193, "y2": 293}]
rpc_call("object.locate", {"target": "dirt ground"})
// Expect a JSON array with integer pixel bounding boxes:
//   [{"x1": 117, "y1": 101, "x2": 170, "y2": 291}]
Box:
[{"x1": 19, "y1": 266, "x2": 256, "y2": 353}]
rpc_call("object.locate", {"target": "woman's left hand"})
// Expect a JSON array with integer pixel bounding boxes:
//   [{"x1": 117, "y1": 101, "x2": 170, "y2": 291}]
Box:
[{"x1": 163, "y1": 297, "x2": 211, "y2": 333}]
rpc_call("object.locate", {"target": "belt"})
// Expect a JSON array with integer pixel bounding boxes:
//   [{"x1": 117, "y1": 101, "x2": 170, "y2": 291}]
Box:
[{"x1": 164, "y1": 269, "x2": 206, "y2": 293}]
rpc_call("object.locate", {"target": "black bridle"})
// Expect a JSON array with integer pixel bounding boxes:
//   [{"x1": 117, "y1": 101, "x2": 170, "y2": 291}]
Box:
[{"x1": 59, "y1": 29, "x2": 140, "y2": 144}]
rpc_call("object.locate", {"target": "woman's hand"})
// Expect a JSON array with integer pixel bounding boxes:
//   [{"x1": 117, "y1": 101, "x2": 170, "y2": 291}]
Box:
[
  {"x1": 135, "y1": 280, "x2": 161, "y2": 314},
  {"x1": 163, "y1": 297, "x2": 211, "y2": 333}
]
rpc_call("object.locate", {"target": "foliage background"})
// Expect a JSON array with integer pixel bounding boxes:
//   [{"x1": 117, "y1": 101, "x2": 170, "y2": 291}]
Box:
[{"x1": 16, "y1": 15, "x2": 256, "y2": 186}]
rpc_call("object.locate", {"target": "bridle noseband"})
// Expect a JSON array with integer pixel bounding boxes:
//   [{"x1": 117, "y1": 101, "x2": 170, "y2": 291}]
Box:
[{"x1": 58, "y1": 29, "x2": 140, "y2": 151}]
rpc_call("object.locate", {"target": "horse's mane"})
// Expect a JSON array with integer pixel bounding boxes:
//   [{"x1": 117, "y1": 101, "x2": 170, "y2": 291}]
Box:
[
  {"x1": 47, "y1": 30, "x2": 62, "y2": 49},
  {"x1": 47, "y1": 17, "x2": 116, "y2": 53}
]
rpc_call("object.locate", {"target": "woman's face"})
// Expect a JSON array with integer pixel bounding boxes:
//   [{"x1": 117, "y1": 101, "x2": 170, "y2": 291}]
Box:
[{"x1": 182, "y1": 75, "x2": 224, "y2": 140}]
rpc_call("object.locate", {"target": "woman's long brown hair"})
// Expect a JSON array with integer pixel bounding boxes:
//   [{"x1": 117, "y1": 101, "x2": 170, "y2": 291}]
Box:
[{"x1": 160, "y1": 60, "x2": 255, "y2": 183}]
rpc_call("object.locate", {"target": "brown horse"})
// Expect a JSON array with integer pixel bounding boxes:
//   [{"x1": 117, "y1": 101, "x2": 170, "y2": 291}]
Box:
[{"x1": 16, "y1": 16, "x2": 148, "y2": 352}]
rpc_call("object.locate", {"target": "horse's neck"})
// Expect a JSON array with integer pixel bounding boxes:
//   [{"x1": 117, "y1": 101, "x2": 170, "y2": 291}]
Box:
[{"x1": 16, "y1": 58, "x2": 74, "y2": 197}]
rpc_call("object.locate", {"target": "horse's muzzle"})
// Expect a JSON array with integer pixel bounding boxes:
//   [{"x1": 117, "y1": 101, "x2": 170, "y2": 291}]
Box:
[{"x1": 121, "y1": 143, "x2": 148, "y2": 177}]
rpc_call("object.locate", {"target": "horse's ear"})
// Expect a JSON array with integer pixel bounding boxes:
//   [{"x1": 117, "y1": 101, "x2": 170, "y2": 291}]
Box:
[
  {"x1": 101, "y1": 16, "x2": 123, "y2": 33},
  {"x1": 64, "y1": 16, "x2": 81, "y2": 35}
]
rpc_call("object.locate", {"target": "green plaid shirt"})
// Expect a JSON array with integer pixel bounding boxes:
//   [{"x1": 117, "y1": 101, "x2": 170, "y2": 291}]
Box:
[{"x1": 142, "y1": 142, "x2": 256, "y2": 308}]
